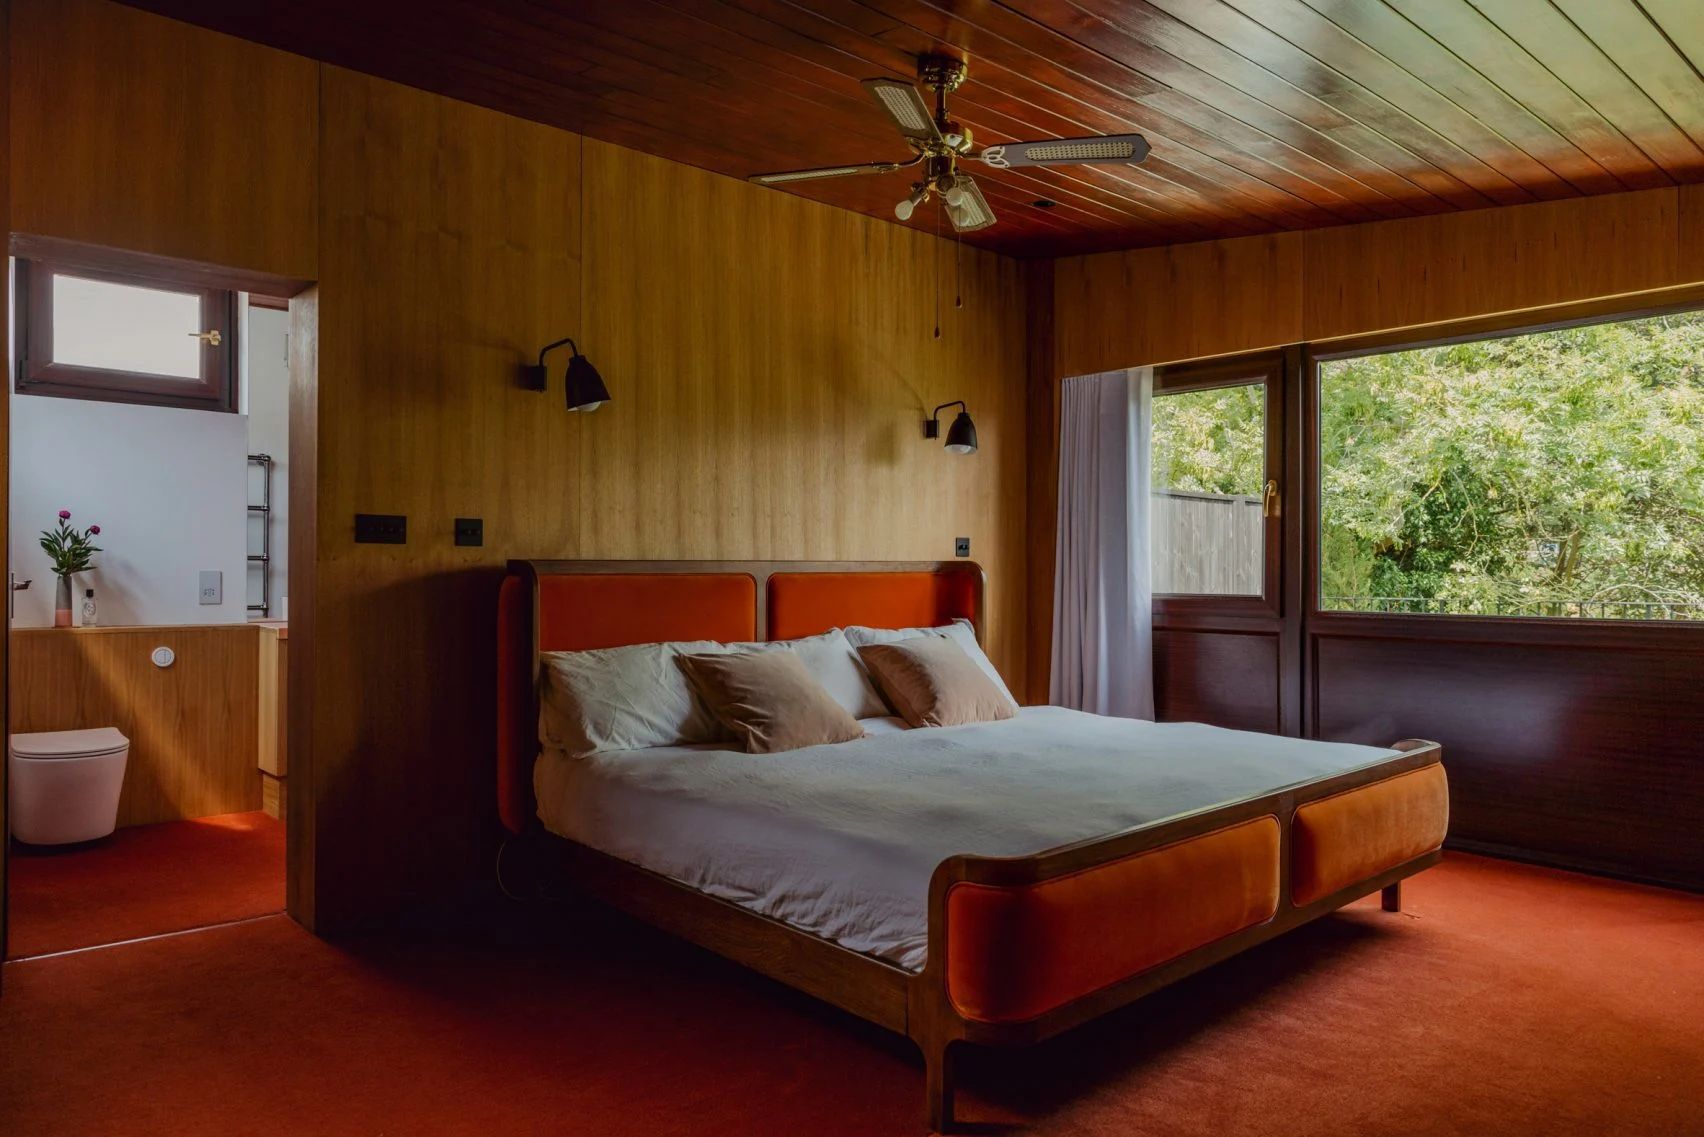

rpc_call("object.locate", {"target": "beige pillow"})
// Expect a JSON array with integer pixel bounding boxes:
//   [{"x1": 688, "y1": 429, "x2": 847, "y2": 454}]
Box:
[
  {"x1": 678, "y1": 650, "x2": 867, "y2": 754},
  {"x1": 842, "y1": 619, "x2": 1018, "y2": 711},
  {"x1": 856, "y1": 636, "x2": 1018, "y2": 728}
]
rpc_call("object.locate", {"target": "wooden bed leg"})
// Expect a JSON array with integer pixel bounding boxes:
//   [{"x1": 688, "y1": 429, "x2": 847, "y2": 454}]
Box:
[
  {"x1": 924, "y1": 1038, "x2": 956, "y2": 1134},
  {"x1": 1382, "y1": 882, "x2": 1402, "y2": 912}
]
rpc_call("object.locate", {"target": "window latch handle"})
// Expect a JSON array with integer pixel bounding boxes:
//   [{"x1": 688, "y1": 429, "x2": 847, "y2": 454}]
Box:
[
  {"x1": 189, "y1": 330, "x2": 223, "y2": 346},
  {"x1": 1263, "y1": 479, "x2": 1281, "y2": 519}
]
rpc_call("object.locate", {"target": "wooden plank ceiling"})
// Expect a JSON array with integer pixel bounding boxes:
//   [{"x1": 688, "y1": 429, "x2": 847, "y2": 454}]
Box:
[{"x1": 119, "y1": 0, "x2": 1704, "y2": 258}]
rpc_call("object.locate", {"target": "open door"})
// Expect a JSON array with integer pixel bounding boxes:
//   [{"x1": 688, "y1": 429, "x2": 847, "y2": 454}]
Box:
[{"x1": 1148, "y1": 349, "x2": 1303, "y2": 735}]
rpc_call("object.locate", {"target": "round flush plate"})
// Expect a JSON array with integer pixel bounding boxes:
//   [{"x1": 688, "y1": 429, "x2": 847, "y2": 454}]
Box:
[{"x1": 151, "y1": 646, "x2": 176, "y2": 669}]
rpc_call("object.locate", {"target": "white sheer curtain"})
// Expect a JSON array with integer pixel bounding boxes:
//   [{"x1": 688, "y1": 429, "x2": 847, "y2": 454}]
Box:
[{"x1": 1050, "y1": 367, "x2": 1155, "y2": 719}]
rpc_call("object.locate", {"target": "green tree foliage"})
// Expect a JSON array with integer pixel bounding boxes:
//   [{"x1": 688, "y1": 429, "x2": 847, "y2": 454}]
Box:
[
  {"x1": 1155, "y1": 312, "x2": 1704, "y2": 619},
  {"x1": 1151, "y1": 383, "x2": 1265, "y2": 496}
]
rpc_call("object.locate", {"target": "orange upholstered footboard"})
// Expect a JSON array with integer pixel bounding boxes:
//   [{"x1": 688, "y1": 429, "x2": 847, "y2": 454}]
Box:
[
  {"x1": 1291, "y1": 764, "x2": 1450, "y2": 906},
  {"x1": 943, "y1": 816, "x2": 1282, "y2": 1024}
]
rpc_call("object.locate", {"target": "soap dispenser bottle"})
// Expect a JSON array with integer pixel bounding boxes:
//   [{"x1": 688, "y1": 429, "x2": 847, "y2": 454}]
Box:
[{"x1": 80, "y1": 588, "x2": 97, "y2": 627}]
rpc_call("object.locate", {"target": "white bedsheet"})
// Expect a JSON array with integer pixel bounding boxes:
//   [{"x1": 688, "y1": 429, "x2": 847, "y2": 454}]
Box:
[{"x1": 534, "y1": 706, "x2": 1397, "y2": 971}]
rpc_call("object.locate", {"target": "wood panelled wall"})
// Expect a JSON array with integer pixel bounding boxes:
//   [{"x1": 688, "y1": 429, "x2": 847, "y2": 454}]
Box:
[
  {"x1": 1053, "y1": 186, "x2": 1704, "y2": 377},
  {"x1": 9, "y1": 1, "x2": 1025, "y2": 929},
  {"x1": 9, "y1": 626, "x2": 260, "y2": 827},
  {"x1": 10, "y1": 0, "x2": 316, "y2": 280}
]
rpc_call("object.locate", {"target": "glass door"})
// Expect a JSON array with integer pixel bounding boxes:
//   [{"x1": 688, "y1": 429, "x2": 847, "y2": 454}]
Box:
[{"x1": 1149, "y1": 351, "x2": 1300, "y2": 733}]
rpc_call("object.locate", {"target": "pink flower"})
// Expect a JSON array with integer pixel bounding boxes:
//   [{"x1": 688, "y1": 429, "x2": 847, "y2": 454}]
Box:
[
  {"x1": 57, "y1": 510, "x2": 71, "y2": 520},
  {"x1": 89, "y1": 525, "x2": 101, "y2": 535}
]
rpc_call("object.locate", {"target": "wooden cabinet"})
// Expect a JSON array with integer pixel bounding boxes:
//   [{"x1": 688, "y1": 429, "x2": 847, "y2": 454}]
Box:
[{"x1": 257, "y1": 625, "x2": 287, "y2": 819}]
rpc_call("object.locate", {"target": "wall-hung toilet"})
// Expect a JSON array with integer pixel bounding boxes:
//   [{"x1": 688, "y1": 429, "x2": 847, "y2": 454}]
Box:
[{"x1": 8, "y1": 728, "x2": 130, "y2": 845}]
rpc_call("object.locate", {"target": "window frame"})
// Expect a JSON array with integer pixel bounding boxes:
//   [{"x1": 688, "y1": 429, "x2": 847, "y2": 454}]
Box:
[
  {"x1": 1151, "y1": 353, "x2": 1286, "y2": 620},
  {"x1": 1306, "y1": 295, "x2": 1704, "y2": 634},
  {"x1": 14, "y1": 258, "x2": 238, "y2": 413}
]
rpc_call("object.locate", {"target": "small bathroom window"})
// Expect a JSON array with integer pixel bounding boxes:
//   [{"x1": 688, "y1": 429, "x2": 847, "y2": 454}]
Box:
[{"x1": 14, "y1": 258, "x2": 238, "y2": 412}]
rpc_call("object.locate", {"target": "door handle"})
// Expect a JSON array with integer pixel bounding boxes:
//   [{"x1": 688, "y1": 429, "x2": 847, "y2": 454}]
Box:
[
  {"x1": 1263, "y1": 479, "x2": 1281, "y2": 519},
  {"x1": 9, "y1": 573, "x2": 30, "y2": 621}
]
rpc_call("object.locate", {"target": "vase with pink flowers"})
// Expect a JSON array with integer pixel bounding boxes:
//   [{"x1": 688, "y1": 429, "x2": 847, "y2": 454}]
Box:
[{"x1": 39, "y1": 510, "x2": 101, "y2": 628}]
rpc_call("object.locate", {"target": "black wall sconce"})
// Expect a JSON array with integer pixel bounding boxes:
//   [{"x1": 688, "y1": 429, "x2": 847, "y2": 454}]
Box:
[
  {"x1": 521, "y1": 336, "x2": 611, "y2": 413},
  {"x1": 925, "y1": 401, "x2": 978, "y2": 455}
]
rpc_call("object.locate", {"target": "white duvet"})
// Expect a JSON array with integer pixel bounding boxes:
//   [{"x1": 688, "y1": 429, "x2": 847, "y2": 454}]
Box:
[{"x1": 534, "y1": 706, "x2": 1398, "y2": 971}]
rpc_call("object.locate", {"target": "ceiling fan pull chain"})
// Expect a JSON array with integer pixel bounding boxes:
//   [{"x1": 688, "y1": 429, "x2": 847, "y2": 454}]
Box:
[
  {"x1": 955, "y1": 226, "x2": 964, "y2": 310},
  {"x1": 934, "y1": 193, "x2": 942, "y2": 340}
]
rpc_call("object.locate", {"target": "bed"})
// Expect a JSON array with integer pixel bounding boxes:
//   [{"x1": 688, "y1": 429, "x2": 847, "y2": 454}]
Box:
[{"x1": 498, "y1": 560, "x2": 1448, "y2": 1132}]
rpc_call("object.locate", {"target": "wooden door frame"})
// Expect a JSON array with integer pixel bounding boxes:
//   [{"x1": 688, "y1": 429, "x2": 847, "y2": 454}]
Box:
[{"x1": 0, "y1": 233, "x2": 318, "y2": 968}]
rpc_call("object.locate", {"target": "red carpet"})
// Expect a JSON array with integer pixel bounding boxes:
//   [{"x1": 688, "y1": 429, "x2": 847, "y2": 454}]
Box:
[
  {"x1": 1, "y1": 853, "x2": 1699, "y2": 1136},
  {"x1": 6, "y1": 811, "x2": 285, "y2": 959}
]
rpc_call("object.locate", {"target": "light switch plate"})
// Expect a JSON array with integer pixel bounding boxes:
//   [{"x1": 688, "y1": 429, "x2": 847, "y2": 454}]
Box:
[
  {"x1": 198, "y1": 570, "x2": 222, "y2": 605},
  {"x1": 954, "y1": 537, "x2": 971, "y2": 558}
]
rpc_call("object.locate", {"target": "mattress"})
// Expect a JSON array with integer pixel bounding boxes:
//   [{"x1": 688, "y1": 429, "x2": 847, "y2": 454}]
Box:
[{"x1": 533, "y1": 706, "x2": 1399, "y2": 971}]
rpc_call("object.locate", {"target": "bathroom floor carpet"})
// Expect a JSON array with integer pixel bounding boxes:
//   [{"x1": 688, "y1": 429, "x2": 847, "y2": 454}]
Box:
[{"x1": 5, "y1": 810, "x2": 285, "y2": 959}]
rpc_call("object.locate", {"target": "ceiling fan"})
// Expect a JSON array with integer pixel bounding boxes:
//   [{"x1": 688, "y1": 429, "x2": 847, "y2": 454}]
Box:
[{"x1": 747, "y1": 54, "x2": 1150, "y2": 232}]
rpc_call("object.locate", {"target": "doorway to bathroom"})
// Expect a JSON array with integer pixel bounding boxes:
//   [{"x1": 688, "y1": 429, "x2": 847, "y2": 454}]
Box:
[{"x1": 4, "y1": 243, "x2": 298, "y2": 961}]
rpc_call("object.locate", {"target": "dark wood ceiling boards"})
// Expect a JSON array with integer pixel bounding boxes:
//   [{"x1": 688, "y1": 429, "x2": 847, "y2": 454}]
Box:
[{"x1": 117, "y1": 0, "x2": 1704, "y2": 257}]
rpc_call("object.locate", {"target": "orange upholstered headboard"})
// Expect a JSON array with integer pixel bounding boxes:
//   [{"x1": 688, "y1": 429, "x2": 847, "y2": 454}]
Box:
[{"x1": 496, "y1": 559, "x2": 984, "y2": 833}]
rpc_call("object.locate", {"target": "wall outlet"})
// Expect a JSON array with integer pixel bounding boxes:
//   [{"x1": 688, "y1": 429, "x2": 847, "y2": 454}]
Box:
[
  {"x1": 454, "y1": 517, "x2": 484, "y2": 547},
  {"x1": 955, "y1": 537, "x2": 971, "y2": 558},
  {"x1": 198, "y1": 570, "x2": 223, "y2": 605}
]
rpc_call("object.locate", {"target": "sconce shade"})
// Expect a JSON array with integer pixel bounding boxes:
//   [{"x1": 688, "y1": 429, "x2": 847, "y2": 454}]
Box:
[
  {"x1": 944, "y1": 410, "x2": 978, "y2": 454},
  {"x1": 564, "y1": 351, "x2": 611, "y2": 413}
]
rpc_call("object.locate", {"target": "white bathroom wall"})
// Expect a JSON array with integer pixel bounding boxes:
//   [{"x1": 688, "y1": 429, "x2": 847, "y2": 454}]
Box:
[
  {"x1": 244, "y1": 305, "x2": 289, "y2": 618},
  {"x1": 9, "y1": 394, "x2": 250, "y2": 627}
]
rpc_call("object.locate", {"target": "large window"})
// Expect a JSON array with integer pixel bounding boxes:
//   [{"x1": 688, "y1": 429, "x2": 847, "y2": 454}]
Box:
[
  {"x1": 15, "y1": 259, "x2": 237, "y2": 412},
  {"x1": 1318, "y1": 309, "x2": 1704, "y2": 621}
]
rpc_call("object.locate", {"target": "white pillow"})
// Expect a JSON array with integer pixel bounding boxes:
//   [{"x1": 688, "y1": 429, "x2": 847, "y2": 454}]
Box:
[
  {"x1": 843, "y1": 619, "x2": 1018, "y2": 710},
  {"x1": 539, "y1": 629, "x2": 887, "y2": 757},
  {"x1": 539, "y1": 639, "x2": 728, "y2": 757}
]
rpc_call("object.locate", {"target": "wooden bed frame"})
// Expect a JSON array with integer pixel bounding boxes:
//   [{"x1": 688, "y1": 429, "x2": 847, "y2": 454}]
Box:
[{"x1": 499, "y1": 559, "x2": 1447, "y2": 1132}]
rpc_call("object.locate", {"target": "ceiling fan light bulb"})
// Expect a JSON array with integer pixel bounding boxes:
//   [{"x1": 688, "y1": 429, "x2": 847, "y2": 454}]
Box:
[
  {"x1": 894, "y1": 198, "x2": 915, "y2": 221},
  {"x1": 945, "y1": 185, "x2": 967, "y2": 207}
]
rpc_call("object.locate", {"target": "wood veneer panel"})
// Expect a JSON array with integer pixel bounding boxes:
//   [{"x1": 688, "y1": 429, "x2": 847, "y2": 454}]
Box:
[
  {"x1": 304, "y1": 70, "x2": 1026, "y2": 928},
  {"x1": 1052, "y1": 187, "x2": 1704, "y2": 380},
  {"x1": 1153, "y1": 629, "x2": 1281, "y2": 734},
  {"x1": 9, "y1": 0, "x2": 317, "y2": 279},
  {"x1": 308, "y1": 67, "x2": 582, "y2": 923},
  {"x1": 256, "y1": 629, "x2": 286, "y2": 777},
  {"x1": 1313, "y1": 632, "x2": 1704, "y2": 888},
  {"x1": 1053, "y1": 232, "x2": 1303, "y2": 376},
  {"x1": 1301, "y1": 189, "x2": 1685, "y2": 341},
  {"x1": 1682, "y1": 183, "x2": 1704, "y2": 282},
  {"x1": 9, "y1": 626, "x2": 261, "y2": 828}
]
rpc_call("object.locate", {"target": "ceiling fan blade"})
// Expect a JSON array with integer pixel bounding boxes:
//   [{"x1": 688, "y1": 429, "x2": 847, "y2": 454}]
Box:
[
  {"x1": 747, "y1": 161, "x2": 902, "y2": 186},
  {"x1": 945, "y1": 176, "x2": 996, "y2": 233},
  {"x1": 861, "y1": 77, "x2": 941, "y2": 144},
  {"x1": 976, "y1": 133, "x2": 1150, "y2": 169}
]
